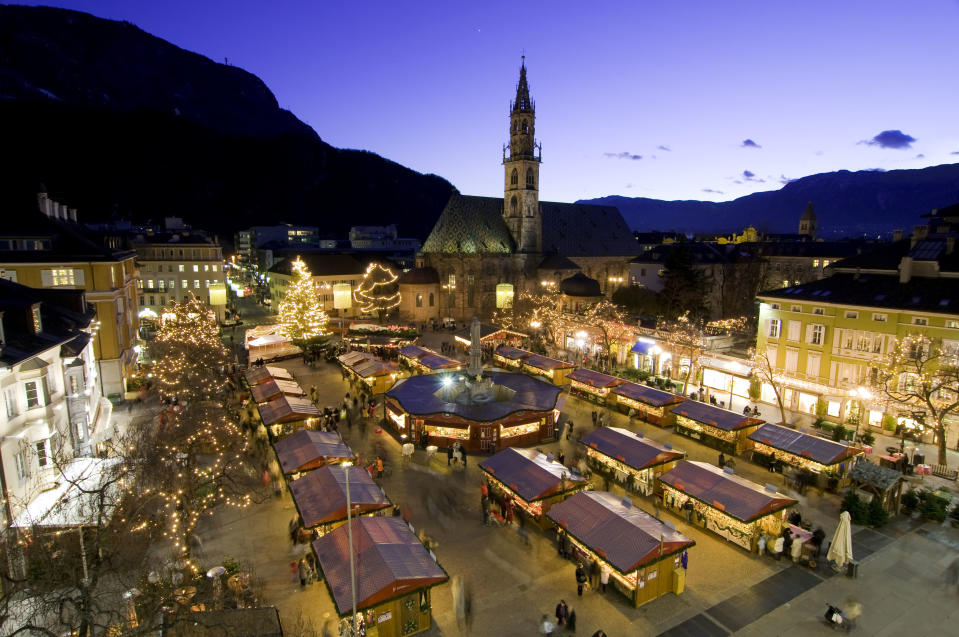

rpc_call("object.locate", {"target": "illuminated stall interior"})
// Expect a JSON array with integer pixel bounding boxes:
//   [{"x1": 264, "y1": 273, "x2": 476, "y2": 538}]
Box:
[
  {"x1": 659, "y1": 461, "x2": 796, "y2": 552},
  {"x1": 493, "y1": 345, "x2": 531, "y2": 369},
  {"x1": 547, "y1": 491, "x2": 695, "y2": 608},
  {"x1": 337, "y1": 351, "x2": 399, "y2": 394},
  {"x1": 398, "y1": 345, "x2": 462, "y2": 374},
  {"x1": 580, "y1": 427, "x2": 685, "y2": 496},
  {"x1": 250, "y1": 378, "x2": 306, "y2": 403},
  {"x1": 257, "y1": 395, "x2": 322, "y2": 441},
  {"x1": 290, "y1": 465, "x2": 390, "y2": 536},
  {"x1": 521, "y1": 353, "x2": 576, "y2": 386},
  {"x1": 672, "y1": 401, "x2": 763, "y2": 454},
  {"x1": 567, "y1": 368, "x2": 622, "y2": 404},
  {"x1": 479, "y1": 448, "x2": 589, "y2": 527},
  {"x1": 611, "y1": 382, "x2": 686, "y2": 427},
  {"x1": 312, "y1": 517, "x2": 448, "y2": 637},
  {"x1": 273, "y1": 429, "x2": 355, "y2": 476},
  {"x1": 243, "y1": 365, "x2": 294, "y2": 386},
  {"x1": 748, "y1": 423, "x2": 862, "y2": 484}
]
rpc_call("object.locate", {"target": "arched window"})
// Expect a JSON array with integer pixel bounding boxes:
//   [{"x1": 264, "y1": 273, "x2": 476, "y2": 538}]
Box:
[
  {"x1": 511, "y1": 169, "x2": 518, "y2": 186},
  {"x1": 522, "y1": 120, "x2": 529, "y2": 134},
  {"x1": 513, "y1": 120, "x2": 519, "y2": 133},
  {"x1": 510, "y1": 196, "x2": 518, "y2": 216},
  {"x1": 526, "y1": 169, "x2": 534, "y2": 188},
  {"x1": 428, "y1": 292, "x2": 434, "y2": 307}
]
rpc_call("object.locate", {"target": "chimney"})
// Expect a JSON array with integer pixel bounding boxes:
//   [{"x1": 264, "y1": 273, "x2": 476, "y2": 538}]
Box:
[
  {"x1": 899, "y1": 256, "x2": 913, "y2": 284},
  {"x1": 892, "y1": 229, "x2": 903, "y2": 242}
]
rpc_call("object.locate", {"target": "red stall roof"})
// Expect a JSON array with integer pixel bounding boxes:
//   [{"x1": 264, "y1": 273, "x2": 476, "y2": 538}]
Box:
[
  {"x1": 567, "y1": 368, "x2": 621, "y2": 389},
  {"x1": 611, "y1": 381, "x2": 686, "y2": 408},
  {"x1": 580, "y1": 427, "x2": 685, "y2": 470},
  {"x1": 749, "y1": 423, "x2": 863, "y2": 466},
  {"x1": 312, "y1": 517, "x2": 448, "y2": 616},
  {"x1": 244, "y1": 365, "x2": 294, "y2": 386},
  {"x1": 479, "y1": 448, "x2": 587, "y2": 503},
  {"x1": 659, "y1": 461, "x2": 796, "y2": 522},
  {"x1": 273, "y1": 430, "x2": 354, "y2": 474},
  {"x1": 258, "y1": 395, "x2": 322, "y2": 426},
  {"x1": 548, "y1": 491, "x2": 695, "y2": 573},
  {"x1": 251, "y1": 378, "x2": 306, "y2": 403},
  {"x1": 290, "y1": 465, "x2": 390, "y2": 528},
  {"x1": 672, "y1": 401, "x2": 763, "y2": 431}
]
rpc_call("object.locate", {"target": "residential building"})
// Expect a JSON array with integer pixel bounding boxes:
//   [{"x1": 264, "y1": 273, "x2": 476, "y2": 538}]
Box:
[
  {"x1": 0, "y1": 280, "x2": 106, "y2": 528},
  {"x1": 234, "y1": 225, "x2": 321, "y2": 267},
  {"x1": 133, "y1": 231, "x2": 228, "y2": 322},
  {"x1": 0, "y1": 191, "x2": 139, "y2": 398},
  {"x1": 266, "y1": 254, "x2": 375, "y2": 319},
  {"x1": 348, "y1": 225, "x2": 420, "y2": 252}
]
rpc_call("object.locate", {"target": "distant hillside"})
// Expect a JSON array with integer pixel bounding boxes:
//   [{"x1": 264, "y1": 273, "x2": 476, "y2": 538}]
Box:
[
  {"x1": 0, "y1": 4, "x2": 453, "y2": 240},
  {"x1": 582, "y1": 164, "x2": 959, "y2": 238}
]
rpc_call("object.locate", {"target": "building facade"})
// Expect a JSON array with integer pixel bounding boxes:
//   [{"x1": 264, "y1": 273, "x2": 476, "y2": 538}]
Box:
[
  {"x1": 266, "y1": 254, "x2": 375, "y2": 319},
  {"x1": 134, "y1": 232, "x2": 228, "y2": 322}
]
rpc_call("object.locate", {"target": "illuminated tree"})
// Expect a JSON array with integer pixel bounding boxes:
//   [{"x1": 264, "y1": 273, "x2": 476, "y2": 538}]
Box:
[
  {"x1": 153, "y1": 294, "x2": 231, "y2": 402},
  {"x1": 749, "y1": 347, "x2": 788, "y2": 425},
  {"x1": 661, "y1": 312, "x2": 706, "y2": 395},
  {"x1": 493, "y1": 290, "x2": 560, "y2": 350},
  {"x1": 354, "y1": 262, "x2": 400, "y2": 321},
  {"x1": 872, "y1": 334, "x2": 959, "y2": 465},
  {"x1": 577, "y1": 299, "x2": 631, "y2": 367},
  {"x1": 277, "y1": 257, "x2": 329, "y2": 343}
]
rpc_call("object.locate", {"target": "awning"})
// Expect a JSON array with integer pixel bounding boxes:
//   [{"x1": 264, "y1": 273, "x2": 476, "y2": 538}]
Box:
[{"x1": 630, "y1": 338, "x2": 657, "y2": 354}]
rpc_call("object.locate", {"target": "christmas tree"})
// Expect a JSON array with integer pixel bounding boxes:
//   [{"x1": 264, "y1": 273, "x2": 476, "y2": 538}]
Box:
[
  {"x1": 277, "y1": 257, "x2": 330, "y2": 344},
  {"x1": 354, "y1": 262, "x2": 400, "y2": 321}
]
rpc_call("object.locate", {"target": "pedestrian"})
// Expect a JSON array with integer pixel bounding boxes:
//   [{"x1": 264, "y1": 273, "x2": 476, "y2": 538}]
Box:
[
  {"x1": 653, "y1": 495, "x2": 661, "y2": 521},
  {"x1": 591, "y1": 410, "x2": 597, "y2": 426},
  {"x1": 481, "y1": 495, "x2": 490, "y2": 525},
  {"x1": 461, "y1": 445, "x2": 468, "y2": 467},
  {"x1": 600, "y1": 564, "x2": 609, "y2": 593},
  {"x1": 555, "y1": 600, "x2": 569, "y2": 626},
  {"x1": 556, "y1": 528, "x2": 567, "y2": 557},
  {"x1": 540, "y1": 614, "x2": 556, "y2": 636},
  {"x1": 289, "y1": 560, "x2": 299, "y2": 584},
  {"x1": 681, "y1": 549, "x2": 689, "y2": 570},
  {"x1": 447, "y1": 445, "x2": 453, "y2": 466},
  {"x1": 718, "y1": 452, "x2": 726, "y2": 469},
  {"x1": 298, "y1": 557, "x2": 310, "y2": 588},
  {"x1": 683, "y1": 499, "x2": 694, "y2": 523},
  {"x1": 575, "y1": 563, "x2": 587, "y2": 596},
  {"x1": 376, "y1": 456, "x2": 384, "y2": 478},
  {"x1": 566, "y1": 421, "x2": 574, "y2": 441},
  {"x1": 590, "y1": 558, "x2": 600, "y2": 588},
  {"x1": 567, "y1": 609, "x2": 576, "y2": 632},
  {"x1": 558, "y1": 450, "x2": 566, "y2": 466}
]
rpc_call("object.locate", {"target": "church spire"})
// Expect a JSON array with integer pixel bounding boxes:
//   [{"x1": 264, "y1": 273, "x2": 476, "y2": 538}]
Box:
[
  {"x1": 503, "y1": 57, "x2": 541, "y2": 253},
  {"x1": 512, "y1": 56, "x2": 533, "y2": 112}
]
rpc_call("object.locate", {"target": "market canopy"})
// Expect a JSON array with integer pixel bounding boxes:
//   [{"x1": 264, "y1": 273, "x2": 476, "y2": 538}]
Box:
[
  {"x1": 398, "y1": 345, "x2": 431, "y2": 359},
  {"x1": 290, "y1": 465, "x2": 390, "y2": 527},
  {"x1": 630, "y1": 338, "x2": 657, "y2": 355},
  {"x1": 580, "y1": 427, "x2": 685, "y2": 470},
  {"x1": 312, "y1": 517, "x2": 448, "y2": 616},
  {"x1": 612, "y1": 382, "x2": 686, "y2": 408},
  {"x1": 548, "y1": 491, "x2": 694, "y2": 573},
  {"x1": 337, "y1": 351, "x2": 376, "y2": 367},
  {"x1": 523, "y1": 353, "x2": 575, "y2": 371},
  {"x1": 257, "y1": 395, "x2": 322, "y2": 426},
  {"x1": 659, "y1": 461, "x2": 796, "y2": 522},
  {"x1": 479, "y1": 448, "x2": 587, "y2": 502},
  {"x1": 416, "y1": 353, "x2": 462, "y2": 370},
  {"x1": 247, "y1": 334, "x2": 289, "y2": 347},
  {"x1": 673, "y1": 401, "x2": 763, "y2": 431},
  {"x1": 454, "y1": 323, "x2": 528, "y2": 343},
  {"x1": 244, "y1": 365, "x2": 294, "y2": 386},
  {"x1": 11, "y1": 457, "x2": 125, "y2": 528},
  {"x1": 749, "y1": 423, "x2": 862, "y2": 466},
  {"x1": 251, "y1": 378, "x2": 306, "y2": 403},
  {"x1": 567, "y1": 368, "x2": 621, "y2": 389},
  {"x1": 273, "y1": 430, "x2": 354, "y2": 474},
  {"x1": 351, "y1": 359, "x2": 398, "y2": 378},
  {"x1": 494, "y1": 345, "x2": 531, "y2": 361}
]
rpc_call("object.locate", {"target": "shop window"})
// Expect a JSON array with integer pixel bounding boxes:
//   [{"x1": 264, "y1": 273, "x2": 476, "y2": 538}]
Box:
[
  {"x1": 868, "y1": 410, "x2": 883, "y2": 427},
  {"x1": 827, "y1": 401, "x2": 841, "y2": 418}
]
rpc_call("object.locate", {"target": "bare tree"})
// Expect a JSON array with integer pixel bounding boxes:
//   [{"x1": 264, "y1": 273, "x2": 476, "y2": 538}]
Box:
[
  {"x1": 749, "y1": 347, "x2": 788, "y2": 425},
  {"x1": 660, "y1": 313, "x2": 706, "y2": 395}
]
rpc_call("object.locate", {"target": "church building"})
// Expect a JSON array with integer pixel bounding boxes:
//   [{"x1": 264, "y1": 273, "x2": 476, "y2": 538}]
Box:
[{"x1": 399, "y1": 60, "x2": 640, "y2": 322}]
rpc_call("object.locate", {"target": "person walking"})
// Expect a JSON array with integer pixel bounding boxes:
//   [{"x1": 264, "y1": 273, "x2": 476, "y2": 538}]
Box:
[
  {"x1": 540, "y1": 615, "x2": 556, "y2": 636},
  {"x1": 376, "y1": 456, "x2": 384, "y2": 478},
  {"x1": 600, "y1": 564, "x2": 610, "y2": 593},
  {"x1": 289, "y1": 560, "x2": 299, "y2": 584},
  {"x1": 575, "y1": 563, "x2": 587, "y2": 596},
  {"x1": 589, "y1": 559, "x2": 600, "y2": 589},
  {"x1": 297, "y1": 557, "x2": 310, "y2": 588},
  {"x1": 566, "y1": 421, "x2": 574, "y2": 441},
  {"x1": 718, "y1": 452, "x2": 726, "y2": 469},
  {"x1": 567, "y1": 609, "x2": 577, "y2": 632},
  {"x1": 591, "y1": 410, "x2": 597, "y2": 426},
  {"x1": 554, "y1": 600, "x2": 569, "y2": 626},
  {"x1": 447, "y1": 445, "x2": 454, "y2": 466},
  {"x1": 461, "y1": 445, "x2": 468, "y2": 467}
]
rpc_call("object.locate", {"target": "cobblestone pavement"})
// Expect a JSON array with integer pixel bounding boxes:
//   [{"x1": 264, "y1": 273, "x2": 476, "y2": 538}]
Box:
[{"x1": 196, "y1": 335, "x2": 959, "y2": 636}]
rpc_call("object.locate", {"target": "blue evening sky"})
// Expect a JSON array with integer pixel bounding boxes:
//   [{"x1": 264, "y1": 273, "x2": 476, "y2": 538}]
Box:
[{"x1": 21, "y1": 1, "x2": 959, "y2": 203}]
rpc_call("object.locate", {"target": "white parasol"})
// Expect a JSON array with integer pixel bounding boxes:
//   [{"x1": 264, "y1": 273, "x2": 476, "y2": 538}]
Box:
[{"x1": 827, "y1": 510, "x2": 854, "y2": 569}]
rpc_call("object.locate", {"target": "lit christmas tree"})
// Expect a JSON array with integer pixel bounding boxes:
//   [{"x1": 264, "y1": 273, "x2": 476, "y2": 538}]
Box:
[
  {"x1": 152, "y1": 293, "x2": 231, "y2": 402},
  {"x1": 354, "y1": 262, "x2": 400, "y2": 321},
  {"x1": 277, "y1": 257, "x2": 330, "y2": 353}
]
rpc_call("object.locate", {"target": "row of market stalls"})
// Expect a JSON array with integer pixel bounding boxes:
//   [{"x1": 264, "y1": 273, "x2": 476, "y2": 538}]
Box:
[
  {"x1": 566, "y1": 368, "x2": 684, "y2": 426},
  {"x1": 492, "y1": 345, "x2": 576, "y2": 385},
  {"x1": 245, "y1": 365, "x2": 323, "y2": 440},
  {"x1": 338, "y1": 350, "x2": 400, "y2": 394},
  {"x1": 397, "y1": 345, "x2": 462, "y2": 374}
]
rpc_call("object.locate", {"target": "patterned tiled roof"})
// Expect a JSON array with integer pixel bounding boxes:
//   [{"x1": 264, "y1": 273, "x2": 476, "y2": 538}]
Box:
[{"x1": 421, "y1": 194, "x2": 514, "y2": 254}]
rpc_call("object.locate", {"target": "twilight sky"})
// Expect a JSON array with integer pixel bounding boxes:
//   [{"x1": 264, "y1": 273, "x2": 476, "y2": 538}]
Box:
[{"x1": 22, "y1": 0, "x2": 959, "y2": 203}]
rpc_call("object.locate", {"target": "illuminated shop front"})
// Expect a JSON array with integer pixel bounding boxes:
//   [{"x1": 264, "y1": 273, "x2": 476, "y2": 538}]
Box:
[
  {"x1": 521, "y1": 353, "x2": 575, "y2": 386},
  {"x1": 493, "y1": 345, "x2": 531, "y2": 369},
  {"x1": 611, "y1": 382, "x2": 686, "y2": 427},
  {"x1": 748, "y1": 423, "x2": 862, "y2": 485},
  {"x1": 273, "y1": 429, "x2": 355, "y2": 476},
  {"x1": 337, "y1": 351, "x2": 399, "y2": 394},
  {"x1": 289, "y1": 465, "x2": 390, "y2": 537},
  {"x1": 630, "y1": 337, "x2": 660, "y2": 373},
  {"x1": 580, "y1": 427, "x2": 685, "y2": 496},
  {"x1": 660, "y1": 461, "x2": 796, "y2": 553},
  {"x1": 398, "y1": 345, "x2": 462, "y2": 375},
  {"x1": 548, "y1": 492, "x2": 695, "y2": 607},
  {"x1": 566, "y1": 368, "x2": 621, "y2": 404},
  {"x1": 257, "y1": 395, "x2": 322, "y2": 441},
  {"x1": 453, "y1": 323, "x2": 527, "y2": 348},
  {"x1": 699, "y1": 355, "x2": 753, "y2": 404},
  {"x1": 480, "y1": 448, "x2": 589, "y2": 528},
  {"x1": 672, "y1": 401, "x2": 763, "y2": 454}
]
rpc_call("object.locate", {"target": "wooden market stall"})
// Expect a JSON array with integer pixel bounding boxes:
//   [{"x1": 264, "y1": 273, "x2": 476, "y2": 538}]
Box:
[
  {"x1": 250, "y1": 378, "x2": 306, "y2": 404},
  {"x1": 748, "y1": 423, "x2": 863, "y2": 489},
  {"x1": 258, "y1": 395, "x2": 323, "y2": 441},
  {"x1": 548, "y1": 491, "x2": 695, "y2": 608},
  {"x1": 848, "y1": 461, "x2": 906, "y2": 515},
  {"x1": 273, "y1": 430, "x2": 355, "y2": 476},
  {"x1": 580, "y1": 427, "x2": 686, "y2": 496},
  {"x1": 244, "y1": 365, "x2": 294, "y2": 387},
  {"x1": 521, "y1": 353, "x2": 576, "y2": 385},
  {"x1": 672, "y1": 401, "x2": 763, "y2": 454},
  {"x1": 311, "y1": 517, "x2": 448, "y2": 637},
  {"x1": 398, "y1": 345, "x2": 462, "y2": 374},
  {"x1": 338, "y1": 351, "x2": 399, "y2": 394},
  {"x1": 493, "y1": 345, "x2": 531, "y2": 369},
  {"x1": 453, "y1": 323, "x2": 527, "y2": 348},
  {"x1": 567, "y1": 368, "x2": 622, "y2": 404},
  {"x1": 290, "y1": 465, "x2": 391, "y2": 536},
  {"x1": 479, "y1": 448, "x2": 589, "y2": 528},
  {"x1": 612, "y1": 382, "x2": 686, "y2": 427},
  {"x1": 659, "y1": 461, "x2": 796, "y2": 553}
]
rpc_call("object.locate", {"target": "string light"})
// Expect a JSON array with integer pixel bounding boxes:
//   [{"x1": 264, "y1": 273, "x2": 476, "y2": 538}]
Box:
[
  {"x1": 277, "y1": 256, "x2": 330, "y2": 341},
  {"x1": 353, "y1": 262, "x2": 401, "y2": 314}
]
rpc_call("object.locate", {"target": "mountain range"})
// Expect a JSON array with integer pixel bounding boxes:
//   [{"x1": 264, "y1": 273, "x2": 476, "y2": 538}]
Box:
[{"x1": 1, "y1": 4, "x2": 956, "y2": 243}]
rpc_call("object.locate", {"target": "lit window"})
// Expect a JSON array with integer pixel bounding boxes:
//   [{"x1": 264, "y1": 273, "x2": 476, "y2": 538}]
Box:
[
  {"x1": 193, "y1": 265, "x2": 199, "y2": 272},
  {"x1": 178, "y1": 264, "x2": 185, "y2": 272},
  {"x1": 823, "y1": 260, "x2": 830, "y2": 267},
  {"x1": 31, "y1": 307, "x2": 42, "y2": 333},
  {"x1": 812, "y1": 307, "x2": 824, "y2": 315},
  {"x1": 50, "y1": 268, "x2": 76, "y2": 286},
  {"x1": 809, "y1": 324, "x2": 825, "y2": 346},
  {"x1": 204, "y1": 265, "x2": 209, "y2": 271},
  {"x1": 767, "y1": 319, "x2": 781, "y2": 338},
  {"x1": 182, "y1": 280, "x2": 188, "y2": 289},
  {"x1": 194, "y1": 280, "x2": 200, "y2": 289},
  {"x1": 212, "y1": 265, "x2": 218, "y2": 272},
  {"x1": 25, "y1": 380, "x2": 40, "y2": 408},
  {"x1": 812, "y1": 259, "x2": 819, "y2": 267}
]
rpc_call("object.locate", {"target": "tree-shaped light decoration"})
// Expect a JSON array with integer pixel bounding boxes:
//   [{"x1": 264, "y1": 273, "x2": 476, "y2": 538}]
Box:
[
  {"x1": 277, "y1": 256, "x2": 330, "y2": 341},
  {"x1": 354, "y1": 262, "x2": 401, "y2": 318}
]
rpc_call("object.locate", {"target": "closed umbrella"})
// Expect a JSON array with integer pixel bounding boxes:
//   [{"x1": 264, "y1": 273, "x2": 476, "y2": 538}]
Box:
[{"x1": 827, "y1": 510, "x2": 854, "y2": 570}]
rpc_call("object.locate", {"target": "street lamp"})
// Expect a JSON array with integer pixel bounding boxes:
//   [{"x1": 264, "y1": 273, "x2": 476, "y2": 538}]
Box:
[{"x1": 341, "y1": 461, "x2": 358, "y2": 637}]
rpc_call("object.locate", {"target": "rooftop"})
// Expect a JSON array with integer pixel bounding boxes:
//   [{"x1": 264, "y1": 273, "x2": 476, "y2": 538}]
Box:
[
  {"x1": 479, "y1": 447, "x2": 587, "y2": 502},
  {"x1": 581, "y1": 427, "x2": 685, "y2": 471},
  {"x1": 612, "y1": 381, "x2": 686, "y2": 407},
  {"x1": 672, "y1": 401, "x2": 763, "y2": 431},
  {"x1": 272, "y1": 430, "x2": 354, "y2": 474},
  {"x1": 749, "y1": 423, "x2": 862, "y2": 466},
  {"x1": 290, "y1": 465, "x2": 390, "y2": 527},
  {"x1": 659, "y1": 461, "x2": 796, "y2": 522}
]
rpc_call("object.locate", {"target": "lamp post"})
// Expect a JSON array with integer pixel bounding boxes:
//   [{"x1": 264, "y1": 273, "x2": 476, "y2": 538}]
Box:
[{"x1": 342, "y1": 461, "x2": 358, "y2": 637}]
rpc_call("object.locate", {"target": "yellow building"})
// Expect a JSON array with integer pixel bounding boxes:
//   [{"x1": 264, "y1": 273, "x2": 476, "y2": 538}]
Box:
[
  {"x1": 0, "y1": 192, "x2": 139, "y2": 398},
  {"x1": 756, "y1": 213, "x2": 959, "y2": 445}
]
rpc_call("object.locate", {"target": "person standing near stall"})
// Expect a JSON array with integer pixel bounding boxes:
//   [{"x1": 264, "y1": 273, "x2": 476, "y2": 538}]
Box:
[{"x1": 575, "y1": 563, "x2": 587, "y2": 596}]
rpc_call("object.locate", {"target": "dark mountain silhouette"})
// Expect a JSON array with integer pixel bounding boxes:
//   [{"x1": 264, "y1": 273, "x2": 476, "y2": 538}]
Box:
[
  {"x1": 581, "y1": 163, "x2": 959, "y2": 238},
  {"x1": 0, "y1": 4, "x2": 452, "y2": 240}
]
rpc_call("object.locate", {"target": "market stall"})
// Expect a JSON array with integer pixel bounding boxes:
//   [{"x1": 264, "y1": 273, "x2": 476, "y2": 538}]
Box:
[
  {"x1": 580, "y1": 427, "x2": 685, "y2": 496},
  {"x1": 338, "y1": 352, "x2": 399, "y2": 394},
  {"x1": 660, "y1": 461, "x2": 796, "y2": 552},
  {"x1": 848, "y1": 462, "x2": 906, "y2": 515},
  {"x1": 244, "y1": 365, "x2": 294, "y2": 387},
  {"x1": 250, "y1": 378, "x2": 306, "y2": 404},
  {"x1": 479, "y1": 448, "x2": 589, "y2": 528},
  {"x1": 748, "y1": 423, "x2": 862, "y2": 488},
  {"x1": 290, "y1": 465, "x2": 391, "y2": 536},
  {"x1": 273, "y1": 429, "x2": 355, "y2": 475},
  {"x1": 672, "y1": 402, "x2": 763, "y2": 454},
  {"x1": 245, "y1": 324, "x2": 299, "y2": 362},
  {"x1": 398, "y1": 345, "x2": 462, "y2": 374},
  {"x1": 453, "y1": 323, "x2": 527, "y2": 348},
  {"x1": 547, "y1": 491, "x2": 695, "y2": 607},
  {"x1": 493, "y1": 345, "x2": 531, "y2": 369},
  {"x1": 311, "y1": 517, "x2": 448, "y2": 637},
  {"x1": 521, "y1": 354, "x2": 576, "y2": 385},
  {"x1": 566, "y1": 368, "x2": 621, "y2": 404},
  {"x1": 257, "y1": 395, "x2": 323, "y2": 441},
  {"x1": 612, "y1": 382, "x2": 686, "y2": 427}
]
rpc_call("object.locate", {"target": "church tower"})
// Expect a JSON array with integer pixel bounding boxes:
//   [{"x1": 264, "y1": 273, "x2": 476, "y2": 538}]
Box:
[
  {"x1": 798, "y1": 201, "x2": 817, "y2": 238},
  {"x1": 503, "y1": 58, "x2": 542, "y2": 253}
]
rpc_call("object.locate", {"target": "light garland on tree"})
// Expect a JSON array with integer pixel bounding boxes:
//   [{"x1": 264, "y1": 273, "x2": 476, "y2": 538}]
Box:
[
  {"x1": 277, "y1": 256, "x2": 330, "y2": 340},
  {"x1": 354, "y1": 262, "x2": 401, "y2": 314}
]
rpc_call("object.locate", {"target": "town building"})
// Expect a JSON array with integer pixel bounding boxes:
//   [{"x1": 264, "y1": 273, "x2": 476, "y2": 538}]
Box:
[
  {"x1": 266, "y1": 253, "x2": 377, "y2": 319},
  {"x1": 234, "y1": 224, "x2": 321, "y2": 267},
  {"x1": 0, "y1": 191, "x2": 139, "y2": 398}
]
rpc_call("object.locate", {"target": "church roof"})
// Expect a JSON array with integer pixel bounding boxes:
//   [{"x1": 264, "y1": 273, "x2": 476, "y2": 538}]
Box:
[
  {"x1": 512, "y1": 61, "x2": 533, "y2": 112},
  {"x1": 420, "y1": 194, "x2": 515, "y2": 254},
  {"x1": 538, "y1": 253, "x2": 581, "y2": 271}
]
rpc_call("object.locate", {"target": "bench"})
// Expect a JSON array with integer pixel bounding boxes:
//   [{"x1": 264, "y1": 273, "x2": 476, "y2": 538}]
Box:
[{"x1": 931, "y1": 464, "x2": 958, "y2": 481}]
